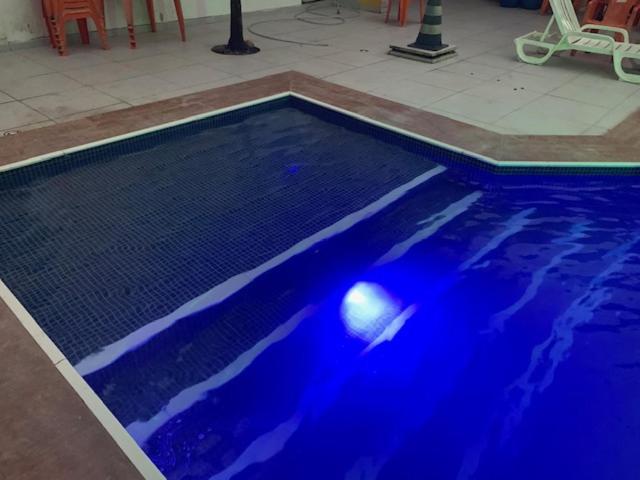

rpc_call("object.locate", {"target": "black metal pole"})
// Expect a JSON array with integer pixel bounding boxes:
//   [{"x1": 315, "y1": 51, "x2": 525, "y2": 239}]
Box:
[{"x1": 212, "y1": 0, "x2": 259, "y2": 55}]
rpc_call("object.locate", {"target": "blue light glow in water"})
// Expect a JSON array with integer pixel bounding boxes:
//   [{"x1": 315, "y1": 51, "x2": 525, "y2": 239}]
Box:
[{"x1": 341, "y1": 282, "x2": 401, "y2": 341}]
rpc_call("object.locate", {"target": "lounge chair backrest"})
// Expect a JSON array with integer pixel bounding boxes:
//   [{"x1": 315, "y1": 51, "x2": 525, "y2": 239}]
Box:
[{"x1": 549, "y1": 0, "x2": 582, "y2": 34}]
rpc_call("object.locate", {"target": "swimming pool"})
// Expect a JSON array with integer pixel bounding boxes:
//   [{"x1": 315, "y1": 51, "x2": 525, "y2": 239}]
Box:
[{"x1": 1, "y1": 95, "x2": 639, "y2": 480}]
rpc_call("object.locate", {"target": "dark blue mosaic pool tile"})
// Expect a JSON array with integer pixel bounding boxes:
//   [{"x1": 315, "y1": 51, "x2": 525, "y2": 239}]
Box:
[{"x1": 0, "y1": 102, "x2": 441, "y2": 365}]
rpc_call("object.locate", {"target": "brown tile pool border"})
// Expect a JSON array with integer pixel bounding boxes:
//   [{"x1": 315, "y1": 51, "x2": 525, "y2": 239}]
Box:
[
  {"x1": 1, "y1": 71, "x2": 639, "y2": 168},
  {"x1": 0, "y1": 71, "x2": 637, "y2": 480}
]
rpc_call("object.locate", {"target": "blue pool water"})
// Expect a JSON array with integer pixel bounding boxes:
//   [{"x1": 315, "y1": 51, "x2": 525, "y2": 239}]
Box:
[{"x1": 1, "y1": 97, "x2": 639, "y2": 479}]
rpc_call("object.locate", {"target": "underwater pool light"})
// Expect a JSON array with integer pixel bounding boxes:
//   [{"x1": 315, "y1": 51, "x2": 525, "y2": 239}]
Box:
[{"x1": 341, "y1": 282, "x2": 401, "y2": 341}]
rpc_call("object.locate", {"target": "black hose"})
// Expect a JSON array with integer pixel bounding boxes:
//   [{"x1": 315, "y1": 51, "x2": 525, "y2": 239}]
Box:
[{"x1": 247, "y1": 1, "x2": 360, "y2": 47}]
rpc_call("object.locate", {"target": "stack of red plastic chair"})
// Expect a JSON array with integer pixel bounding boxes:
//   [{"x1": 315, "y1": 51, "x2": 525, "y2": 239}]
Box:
[
  {"x1": 581, "y1": 0, "x2": 640, "y2": 41},
  {"x1": 110, "y1": 0, "x2": 186, "y2": 49},
  {"x1": 42, "y1": 0, "x2": 109, "y2": 55},
  {"x1": 385, "y1": 0, "x2": 425, "y2": 27}
]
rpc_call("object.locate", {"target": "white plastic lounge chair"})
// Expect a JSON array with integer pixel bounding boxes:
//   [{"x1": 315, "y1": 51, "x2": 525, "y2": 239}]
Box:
[{"x1": 515, "y1": 0, "x2": 640, "y2": 83}]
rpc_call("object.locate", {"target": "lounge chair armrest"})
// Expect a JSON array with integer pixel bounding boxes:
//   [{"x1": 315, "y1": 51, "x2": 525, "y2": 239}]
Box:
[
  {"x1": 569, "y1": 31, "x2": 616, "y2": 51},
  {"x1": 581, "y1": 24, "x2": 630, "y2": 42}
]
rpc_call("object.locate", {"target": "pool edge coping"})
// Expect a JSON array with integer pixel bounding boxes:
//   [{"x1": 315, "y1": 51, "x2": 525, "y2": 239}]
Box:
[
  {"x1": 289, "y1": 93, "x2": 640, "y2": 170},
  {"x1": 2, "y1": 88, "x2": 639, "y2": 174}
]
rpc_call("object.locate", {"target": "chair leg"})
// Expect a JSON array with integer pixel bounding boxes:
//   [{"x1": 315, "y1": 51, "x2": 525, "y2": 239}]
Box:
[
  {"x1": 42, "y1": 0, "x2": 57, "y2": 48},
  {"x1": 145, "y1": 0, "x2": 157, "y2": 32},
  {"x1": 78, "y1": 19, "x2": 90, "y2": 44},
  {"x1": 613, "y1": 52, "x2": 640, "y2": 83},
  {"x1": 419, "y1": 0, "x2": 425, "y2": 21},
  {"x1": 93, "y1": 14, "x2": 110, "y2": 50},
  {"x1": 174, "y1": 0, "x2": 186, "y2": 41},
  {"x1": 122, "y1": 0, "x2": 136, "y2": 48},
  {"x1": 515, "y1": 38, "x2": 556, "y2": 65},
  {"x1": 540, "y1": 0, "x2": 550, "y2": 14},
  {"x1": 46, "y1": 18, "x2": 57, "y2": 48},
  {"x1": 402, "y1": 0, "x2": 411, "y2": 26},
  {"x1": 52, "y1": 16, "x2": 68, "y2": 56}
]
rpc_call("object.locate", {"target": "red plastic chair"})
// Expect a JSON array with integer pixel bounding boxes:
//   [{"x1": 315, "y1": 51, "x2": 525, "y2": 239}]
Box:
[
  {"x1": 42, "y1": 1, "x2": 92, "y2": 48},
  {"x1": 581, "y1": 0, "x2": 640, "y2": 41},
  {"x1": 102, "y1": 0, "x2": 186, "y2": 49},
  {"x1": 43, "y1": 0, "x2": 109, "y2": 55},
  {"x1": 385, "y1": 0, "x2": 425, "y2": 27}
]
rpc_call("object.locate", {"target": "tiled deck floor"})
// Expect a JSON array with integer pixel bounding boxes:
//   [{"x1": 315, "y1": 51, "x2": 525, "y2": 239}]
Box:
[{"x1": 1, "y1": 0, "x2": 639, "y2": 137}]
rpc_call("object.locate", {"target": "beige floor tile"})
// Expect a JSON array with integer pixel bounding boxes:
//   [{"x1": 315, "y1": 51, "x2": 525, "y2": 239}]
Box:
[
  {"x1": 0, "y1": 120, "x2": 56, "y2": 136},
  {"x1": 0, "y1": 91, "x2": 12, "y2": 104},
  {"x1": 63, "y1": 63, "x2": 143, "y2": 86},
  {"x1": 412, "y1": 69, "x2": 486, "y2": 92},
  {"x1": 424, "y1": 108, "x2": 521, "y2": 134},
  {"x1": 466, "y1": 53, "x2": 522, "y2": 71},
  {"x1": 23, "y1": 87, "x2": 121, "y2": 119},
  {"x1": 240, "y1": 66, "x2": 295, "y2": 81},
  {"x1": 291, "y1": 44, "x2": 345, "y2": 57},
  {"x1": 94, "y1": 39, "x2": 166, "y2": 61},
  {"x1": 492, "y1": 71, "x2": 573, "y2": 93},
  {"x1": 126, "y1": 77, "x2": 243, "y2": 106},
  {"x1": 153, "y1": 64, "x2": 233, "y2": 87},
  {"x1": 94, "y1": 75, "x2": 178, "y2": 103},
  {"x1": 549, "y1": 79, "x2": 638, "y2": 108},
  {"x1": 494, "y1": 109, "x2": 593, "y2": 135},
  {"x1": 197, "y1": 55, "x2": 276, "y2": 75},
  {"x1": 370, "y1": 79, "x2": 457, "y2": 107},
  {"x1": 582, "y1": 125, "x2": 609, "y2": 136},
  {"x1": 439, "y1": 60, "x2": 507, "y2": 81},
  {"x1": 595, "y1": 91, "x2": 640, "y2": 129},
  {"x1": 0, "y1": 52, "x2": 53, "y2": 84},
  {"x1": 0, "y1": 102, "x2": 49, "y2": 131},
  {"x1": 0, "y1": 73, "x2": 83, "y2": 100},
  {"x1": 287, "y1": 58, "x2": 355, "y2": 78},
  {"x1": 508, "y1": 95, "x2": 609, "y2": 124},
  {"x1": 120, "y1": 54, "x2": 198, "y2": 75},
  {"x1": 454, "y1": 42, "x2": 502, "y2": 61},
  {"x1": 55, "y1": 103, "x2": 131, "y2": 123},
  {"x1": 19, "y1": 49, "x2": 110, "y2": 71},
  {"x1": 325, "y1": 68, "x2": 400, "y2": 91},
  {"x1": 430, "y1": 92, "x2": 521, "y2": 123},
  {"x1": 320, "y1": 50, "x2": 386, "y2": 67},
  {"x1": 464, "y1": 80, "x2": 543, "y2": 109},
  {"x1": 255, "y1": 47, "x2": 315, "y2": 66}
]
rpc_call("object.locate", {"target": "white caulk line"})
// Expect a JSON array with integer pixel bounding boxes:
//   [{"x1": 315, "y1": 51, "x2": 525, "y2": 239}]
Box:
[
  {"x1": 127, "y1": 305, "x2": 317, "y2": 445},
  {"x1": 75, "y1": 165, "x2": 448, "y2": 377},
  {"x1": 0, "y1": 279, "x2": 165, "y2": 479}
]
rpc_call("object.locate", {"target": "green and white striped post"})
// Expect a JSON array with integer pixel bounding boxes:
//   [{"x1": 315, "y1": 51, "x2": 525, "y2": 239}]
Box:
[
  {"x1": 389, "y1": 0, "x2": 456, "y2": 63},
  {"x1": 414, "y1": 0, "x2": 445, "y2": 50}
]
